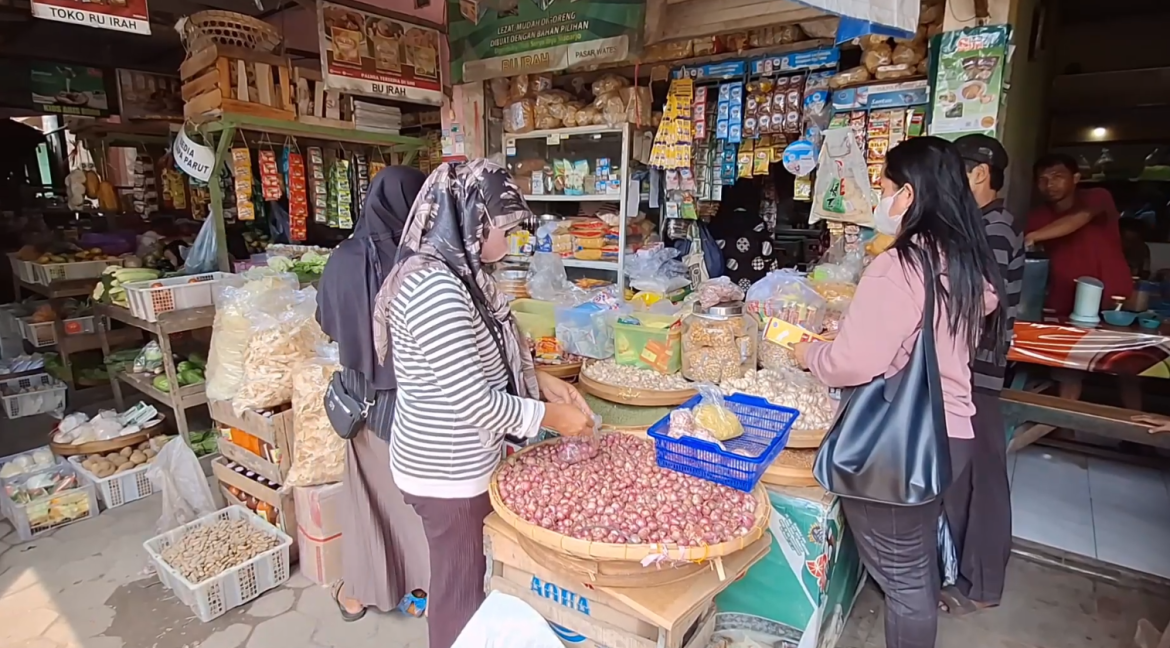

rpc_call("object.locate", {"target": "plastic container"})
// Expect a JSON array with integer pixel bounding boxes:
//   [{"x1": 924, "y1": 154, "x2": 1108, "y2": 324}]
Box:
[
  {"x1": 19, "y1": 315, "x2": 96, "y2": 348},
  {"x1": 2, "y1": 468, "x2": 99, "y2": 542},
  {"x1": 7, "y1": 254, "x2": 38, "y2": 284},
  {"x1": 511, "y1": 298, "x2": 557, "y2": 340},
  {"x1": 681, "y1": 302, "x2": 757, "y2": 383},
  {"x1": 647, "y1": 392, "x2": 797, "y2": 492},
  {"x1": 614, "y1": 313, "x2": 682, "y2": 374},
  {"x1": 1101, "y1": 309, "x2": 1137, "y2": 327},
  {"x1": 1, "y1": 373, "x2": 67, "y2": 419},
  {"x1": 143, "y1": 505, "x2": 293, "y2": 622},
  {"x1": 32, "y1": 258, "x2": 123, "y2": 285},
  {"x1": 0, "y1": 447, "x2": 65, "y2": 516},
  {"x1": 67, "y1": 456, "x2": 155, "y2": 509},
  {"x1": 555, "y1": 303, "x2": 614, "y2": 359},
  {"x1": 123, "y1": 272, "x2": 231, "y2": 322}
]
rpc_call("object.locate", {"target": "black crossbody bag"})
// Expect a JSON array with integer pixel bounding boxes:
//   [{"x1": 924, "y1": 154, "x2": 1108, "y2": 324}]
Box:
[{"x1": 325, "y1": 372, "x2": 374, "y2": 440}]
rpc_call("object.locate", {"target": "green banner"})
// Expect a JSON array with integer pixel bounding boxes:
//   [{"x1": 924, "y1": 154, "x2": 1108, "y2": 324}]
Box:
[
  {"x1": 928, "y1": 25, "x2": 1010, "y2": 140},
  {"x1": 30, "y1": 61, "x2": 112, "y2": 118},
  {"x1": 448, "y1": 0, "x2": 645, "y2": 84}
]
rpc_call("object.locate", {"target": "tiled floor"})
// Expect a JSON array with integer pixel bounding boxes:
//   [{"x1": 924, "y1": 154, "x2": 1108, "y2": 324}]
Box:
[{"x1": 1010, "y1": 446, "x2": 1170, "y2": 579}]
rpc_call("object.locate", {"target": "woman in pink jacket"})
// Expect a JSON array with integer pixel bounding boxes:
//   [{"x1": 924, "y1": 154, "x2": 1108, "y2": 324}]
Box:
[{"x1": 795, "y1": 137, "x2": 1005, "y2": 648}]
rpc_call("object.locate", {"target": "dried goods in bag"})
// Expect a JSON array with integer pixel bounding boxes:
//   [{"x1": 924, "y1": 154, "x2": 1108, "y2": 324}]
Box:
[
  {"x1": 232, "y1": 286, "x2": 327, "y2": 414},
  {"x1": 206, "y1": 271, "x2": 298, "y2": 402},
  {"x1": 286, "y1": 343, "x2": 344, "y2": 486}
]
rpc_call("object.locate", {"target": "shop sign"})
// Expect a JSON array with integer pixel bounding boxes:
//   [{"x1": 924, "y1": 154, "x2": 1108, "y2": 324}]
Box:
[
  {"x1": 116, "y1": 69, "x2": 182, "y2": 120},
  {"x1": 318, "y1": 1, "x2": 443, "y2": 106},
  {"x1": 929, "y1": 25, "x2": 1010, "y2": 140},
  {"x1": 830, "y1": 79, "x2": 929, "y2": 111},
  {"x1": 174, "y1": 127, "x2": 215, "y2": 182},
  {"x1": 672, "y1": 61, "x2": 746, "y2": 83},
  {"x1": 449, "y1": 0, "x2": 646, "y2": 84},
  {"x1": 30, "y1": 0, "x2": 150, "y2": 35},
  {"x1": 750, "y1": 47, "x2": 840, "y2": 76},
  {"x1": 30, "y1": 62, "x2": 112, "y2": 118}
]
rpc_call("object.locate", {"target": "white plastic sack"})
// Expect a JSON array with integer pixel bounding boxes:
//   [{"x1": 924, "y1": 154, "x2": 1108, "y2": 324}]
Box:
[
  {"x1": 147, "y1": 438, "x2": 217, "y2": 534},
  {"x1": 800, "y1": 0, "x2": 919, "y2": 33},
  {"x1": 451, "y1": 592, "x2": 563, "y2": 648}
]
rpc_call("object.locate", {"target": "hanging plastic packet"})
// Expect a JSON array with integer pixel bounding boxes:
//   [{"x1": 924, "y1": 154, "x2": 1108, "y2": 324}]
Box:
[{"x1": 557, "y1": 413, "x2": 603, "y2": 465}]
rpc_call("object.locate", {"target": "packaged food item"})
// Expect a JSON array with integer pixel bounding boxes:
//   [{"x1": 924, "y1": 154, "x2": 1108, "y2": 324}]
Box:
[
  {"x1": 591, "y1": 73, "x2": 628, "y2": 96},
  {"x1": 259, "y1": 150, "x2": 282, "y2": 201},
  {"x1": 232, "y1": 285, "x2": 327, "y2": 414},
  {"x1": 620, "y1": 86, "x2": 651, "y2": 126},
  {"x1": 640, "y1": 40, "x2": 693, "y2": 63},
  {"x1": 749, "y1": 24, "x2": 804, "y2": 48},
  {"x1": 307, "y1": 147, "x2": 327, "y2": 224},
  {"x1": 691, "y1": 36, "x2": 718, "y2": 57},
  {"x1": 286, "y1": 150, "x2": 308, "y2": 242},
  {"x1": 593, "y1": 91, "x2": 626, "y2": 126},
  {"x1": 509, "y1": 74, "x2": 531, "y2": 100},
  {"x1": 504, "y1": 99, "x2": 536, "y2": 134},
  {"x1": 531, "y1": 74, "x2": 553, "y2": 94},
  {"x1": 862, "y1": 45, "x2": 894, "y2": 73},
  {"x1": 555, "y1": 303, "x2": 615, "y2": 359},
  {"x1": 231, "y1": 148, "x2": 254, "y2": 221},
  {"x1": 892, "y1": 42, "x2": 926, "y2": 66},
  {"x1": 858, "y1": 34, "x2": 891, "y2": 50},
  {"x1": 745, "y1": 270, "x2": 826, "y2": 330},
  {"x1": 287, "y1": 343, "x2": 344, "y2": 487},
  {"x1": 721, "y1": 32, "x2": 749, "y2": 52},
  {"x1": 489, "y1": 77, "x2": 511, "y2": 108},
  {"x1": 829, "y1": 66, "x2": 871, "y2": 89},
  {"x1": 682, "y1": 301, "x2": 757, "y2": 383},
  {"x1": 875, "y1": 63, "x2": 916, "y2": 80}
]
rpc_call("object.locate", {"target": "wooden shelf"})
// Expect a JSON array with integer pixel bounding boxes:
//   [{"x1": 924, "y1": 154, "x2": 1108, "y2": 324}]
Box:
[
  {"x1": 115, "y1": 370, "x2": 208, "y2": 410},
  {"x1": 95, "y1": 304, "x2": 216, "y2": 335},
  {"x1": 200, "y1": 112, "x2": 427, "y2": 150},
  {"x1": 504, "y1": 255, "x2": 618, "y2": 271},
  {"x1": 18, "y1": 279, "x2": 99, "y2": 299},
  {"x1": 57, "y1": 327, "x2": 142, "y2": 355}
]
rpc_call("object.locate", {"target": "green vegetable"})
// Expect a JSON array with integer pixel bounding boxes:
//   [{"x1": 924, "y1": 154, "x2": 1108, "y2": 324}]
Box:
[
  {"x1": 152, "y1": 375, "x2": 170, "y2": 393},
  {"x1": 177, "y1": 361, "x2": 196, "y2": 373},
  {"x1": 186, "y1": 353, "x2": 206, "y2": 369},
  {"x1": 178, "y1": 368, "x2": 205, "y2": 386}
]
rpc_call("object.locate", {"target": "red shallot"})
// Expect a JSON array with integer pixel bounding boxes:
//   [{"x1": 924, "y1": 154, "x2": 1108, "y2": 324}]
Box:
[{"x1": 497, "y1": 433, "x2": 758, "y2": 547}]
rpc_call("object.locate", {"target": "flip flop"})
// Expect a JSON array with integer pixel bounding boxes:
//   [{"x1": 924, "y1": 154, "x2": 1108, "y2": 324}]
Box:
[
  {"x1": 938, "y1": 587, "x2": 979, "y2": 616},
  {"x1": 332, "y1": 581, "x2": 367, "y2": 622}
]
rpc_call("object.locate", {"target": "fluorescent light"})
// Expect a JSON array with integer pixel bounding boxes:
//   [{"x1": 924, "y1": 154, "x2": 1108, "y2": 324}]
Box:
[{"x1": 1090, "y1": 127, "x2": 1108, "y2": 139}]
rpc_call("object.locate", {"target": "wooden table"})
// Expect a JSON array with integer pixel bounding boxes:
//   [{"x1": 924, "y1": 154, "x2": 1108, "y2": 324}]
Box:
[
  {"x1": 95, "y1": 304, "x2": 215, "y2": 444},
  {"x1": 1003, "y1": 320, "x2": 1170, "y2": 452}
]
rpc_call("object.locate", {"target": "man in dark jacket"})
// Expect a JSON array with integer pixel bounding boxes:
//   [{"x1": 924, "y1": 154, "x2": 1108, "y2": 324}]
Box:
[{"x1": 942, "y1": 134, "x2": 1023, "y2": 613}]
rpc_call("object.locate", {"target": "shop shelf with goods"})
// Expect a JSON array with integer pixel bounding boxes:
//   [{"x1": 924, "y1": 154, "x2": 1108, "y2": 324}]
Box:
[
  {"x1": 503, "y1": 122, "x2": 653, "y2": 290},
  {"x1": 95, "y1": 303, "x2": 214, "y2": 447},
  {"x1": 212, "y1": 457, "x2": 298, "y2": 560},
  {"x1": 207, "y1": 398, "x2": 294, "y2": 486}
]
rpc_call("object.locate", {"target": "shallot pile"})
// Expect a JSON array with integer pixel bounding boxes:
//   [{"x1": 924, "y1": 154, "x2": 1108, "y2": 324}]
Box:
[{"x1": 497, "y1": 433, "x2": 758, "y2": 546}]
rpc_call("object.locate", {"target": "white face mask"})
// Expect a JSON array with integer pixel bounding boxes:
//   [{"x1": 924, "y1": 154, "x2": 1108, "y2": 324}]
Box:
[{"x1": 872, "y1": 187, "x2": 907, "y2": 236}]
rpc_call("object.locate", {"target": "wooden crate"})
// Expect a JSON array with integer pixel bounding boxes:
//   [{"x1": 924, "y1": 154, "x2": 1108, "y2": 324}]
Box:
[
  {"x1": 484, "y1": 514, "x2": 766, "y2": 648},
  {"x1": 208, "y1": 399, "x2": 294, "y2": 483},
  {"x1": 213, "y1": 457, "x2": 299, "y2": 561},
  {"x1": 293, "y1": 67, "x2": 355, "y2": 130},
  {"x1": 181, "y1": 43, "x2": 295, "y2": 121}
]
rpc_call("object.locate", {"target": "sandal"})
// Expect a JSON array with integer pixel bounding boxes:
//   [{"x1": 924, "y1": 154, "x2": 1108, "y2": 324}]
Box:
[
  {"x1": 332, "y1": 581, "x2": 367, "y2": 622},
  {"x1": 938, "y1": 587, "x2": 978, "y2": 616}
]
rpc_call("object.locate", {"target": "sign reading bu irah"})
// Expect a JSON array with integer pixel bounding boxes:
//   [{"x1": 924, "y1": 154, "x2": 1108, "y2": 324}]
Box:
[{"x1": 30, "y1": 0, "x2": 151, "y2": 35}]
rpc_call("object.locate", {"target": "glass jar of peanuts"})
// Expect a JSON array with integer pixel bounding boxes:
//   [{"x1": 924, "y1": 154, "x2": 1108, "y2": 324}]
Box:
[{"x1": 682, "y1": 301, "x2": 757, "y2": 383}]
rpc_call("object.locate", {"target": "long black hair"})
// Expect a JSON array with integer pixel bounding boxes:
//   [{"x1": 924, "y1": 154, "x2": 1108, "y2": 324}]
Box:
[{"x1": 884, "y1": 136, "x2": 1005, "y2": 355}]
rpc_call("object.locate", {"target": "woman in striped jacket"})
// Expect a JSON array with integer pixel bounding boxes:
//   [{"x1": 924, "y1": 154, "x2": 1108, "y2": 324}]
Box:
[{"x1": 373, "y1": 160, "x2": 595, "y2": 648}]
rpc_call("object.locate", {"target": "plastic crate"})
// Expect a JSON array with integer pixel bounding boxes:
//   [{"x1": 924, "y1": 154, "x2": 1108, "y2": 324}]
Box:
[
  {"x1": 67, "y1": 456, "x2": 155, "y2": 509},
  {"x1": 614, "y1": 313, "x2": 682, "y2": 374},
  {"x1": 7, "y1": 254, "x2": 37, "y2": 284},
  {"x1": 32, "y1": 258, "x2": 123, "y2": 285},
  {"x1": 3, "y1": 472, "x2": 99, "y2": 543},
  {"x1": 144, "y1": 505, "x2": 293, "y2": 622},
  {"x1": 646, "y1": 393, "x2": 798, "y2": 492},
  {"x1": 0, "y1": 447, "x2": 66, "y2": 517},
  {"x1": 1, "y1": 373, "x2": 68, "y2": 419},
  {"x1": 124, "y1": 272, "x2": 231, "y2": 323},
  {"x1": 18, "y1": 315, "x2": 96, "y2": 348}
]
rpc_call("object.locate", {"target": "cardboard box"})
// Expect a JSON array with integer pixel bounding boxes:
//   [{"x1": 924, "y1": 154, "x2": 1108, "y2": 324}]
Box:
[
  {"x1": 298, "y1": 528, "x2": 343, "y2": 586},
  {"x1": 293, "y1": 483, "x2": 345, "y2": 538}
]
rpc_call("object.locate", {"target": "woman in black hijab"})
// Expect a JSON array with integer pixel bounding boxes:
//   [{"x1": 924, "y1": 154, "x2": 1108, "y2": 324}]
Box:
[{"x1": 317, "y1": 166, "x2": 430, "y2": 621}]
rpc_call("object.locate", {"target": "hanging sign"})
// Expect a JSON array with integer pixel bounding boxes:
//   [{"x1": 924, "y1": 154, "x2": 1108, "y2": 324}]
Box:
[
  {"x1": 448, "y1": 0, "x2": 645, "y2": 84},
  {"x1": 173, "y1": 128, "x2": 215, "y2": 183},
  {"x1": 318, "y1": 1, "x2": 443, "y2": 106},
  {"x1": 30, "y1": 0, "x2": 150, "y2": 35},
  {"x1": 30, "y1": 62, "x2": 112, "y2": 118},
  {"x1": 929, "y1": 25, "x2": 1010, "y2": 140}
]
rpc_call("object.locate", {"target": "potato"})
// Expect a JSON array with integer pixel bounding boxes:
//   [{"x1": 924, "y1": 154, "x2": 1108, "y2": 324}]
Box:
[
  {"x1": 137, "y1": 441, "x2": 151, "y2": 451},
  {"x1": 94, "y1": 464, "x2": 115, "y2": 478},
  {"x1": 115, "y1": 462, "x2": 135, "y2": 474},
  {"x1": 105, "y1": 453, "x2": 122, "y2": 463},
  {"x1": 142, "y1": 449, "x2": 156, "y2": 459},
  {"x1": 129, "y1": 451, "x2": 147, "y2": 465},
  {"x1": 119, "y1": 447, "x2": 134, "y2": 458}
]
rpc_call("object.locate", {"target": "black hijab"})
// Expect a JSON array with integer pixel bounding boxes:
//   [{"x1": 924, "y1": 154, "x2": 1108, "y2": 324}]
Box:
[{"x1": 317, "y1": 166, "x2": 425, "y2": 390}]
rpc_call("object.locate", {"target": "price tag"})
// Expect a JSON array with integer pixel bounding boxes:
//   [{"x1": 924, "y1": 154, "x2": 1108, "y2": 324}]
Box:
[
  {"x1": 546, "y1": 133, "x2": 562, "y2": 145},
  {"x1": 505, "y1": 137, "x2": 516, "y2": 156}
]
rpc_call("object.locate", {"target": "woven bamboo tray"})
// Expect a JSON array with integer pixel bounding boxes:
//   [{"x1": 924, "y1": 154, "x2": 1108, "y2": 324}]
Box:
[
  {"x1": 50, "y1": 416, "x2": 167, "y2": 457},
  {"x1": 578, "y1": 372, "x2": 697, "y2": 407},
  {"x1": 786, "y1": 427, "x2": 827, "y2": 449},
  {"x1": 761, "y1": 448, "x2": 819, "y2": 487},
  {"x1": 515, "y1": 534, "x2": 707, "y2": 587},
  {"x1": 535, "y1": 361, "x2": 581, "y2": 380},
  {"x1": 488, "y1": 438, "x2": 771, "y2": 563}
]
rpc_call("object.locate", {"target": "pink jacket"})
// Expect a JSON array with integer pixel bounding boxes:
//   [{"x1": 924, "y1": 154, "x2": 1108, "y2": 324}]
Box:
[{"x1": 804, "y1": 250, "x2": 998, "y2": 439}]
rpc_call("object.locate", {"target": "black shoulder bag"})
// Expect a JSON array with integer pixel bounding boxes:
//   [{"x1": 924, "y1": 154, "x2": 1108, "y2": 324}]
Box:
[
  {"x1": 325, "y1": 371, "x2": 374, "y2": 440},
  {"x1": 813, "y1": 256, "x2": 952, "y2": 505}
]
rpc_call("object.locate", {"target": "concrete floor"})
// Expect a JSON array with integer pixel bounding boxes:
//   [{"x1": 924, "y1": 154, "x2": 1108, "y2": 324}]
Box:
[{"x1": 0, "y1": 497, "x2": 1166, "y2": 648}]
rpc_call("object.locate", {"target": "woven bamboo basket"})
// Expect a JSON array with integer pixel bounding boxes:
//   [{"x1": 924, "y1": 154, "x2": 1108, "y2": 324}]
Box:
[
  {"x1": 761, "y1": 448, "x2": 819, "y2": 487},
  {"x1": 50, "y1": 415, "x2": 167, "y2": 457},
  {"x1": 786, "y1": 427, "x2": 827, "y2": 449},
  {"x1": 577, "y1": 372, "x2": 697, "y2": 407},
  {"x1": 535, "y1": 361, "x2": 581, "y2": 380},
  {"x1": 515, "y1": 534, "x2": 708, "y2": 587},
  {"x1": 181, "y1": 10, "x2": 283, "y2": 53},
  {"x1": 488, "y1": 438, "x2": 771, "y2": 563}
]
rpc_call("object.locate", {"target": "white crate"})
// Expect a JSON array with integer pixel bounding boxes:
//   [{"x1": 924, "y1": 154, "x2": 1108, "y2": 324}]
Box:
[
  {"x1": 7, "y1": 254, "x2": 37, "y2": 284},
  {"x1": 31, "y1": 258, "x2": 123, "y2": 285},
  {"x1": 144, "y1": 505, "x2": 292, "y2": 622},
  {"x1": 1, "y1": 373, "x2": 67, "y2": 419},
  {"x1": 124, "y1": 272, "x2": 230, "y2": 323},
  {"x1": 3, "y1": 475, "x2": 98, "y2": 543},
  {"x1": 0, "y1": 305, "x2": 21, "y2": 338},
  {"x1": 67, "y1": 456, "x2": 155, "y2": 509},
  {"x1": 18, "y1": 315, "x2": 96, "y2": 348}
]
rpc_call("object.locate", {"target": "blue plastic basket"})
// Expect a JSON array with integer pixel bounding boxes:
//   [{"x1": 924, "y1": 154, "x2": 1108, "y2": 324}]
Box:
[{"x1": 646, "y1": 393, "x2": 799, "y2": 492}]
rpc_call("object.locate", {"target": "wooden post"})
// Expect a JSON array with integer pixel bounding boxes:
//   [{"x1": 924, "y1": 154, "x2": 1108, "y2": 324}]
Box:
[{"x1": 208, "y1": 126, "x2": 236, "y2": 273}]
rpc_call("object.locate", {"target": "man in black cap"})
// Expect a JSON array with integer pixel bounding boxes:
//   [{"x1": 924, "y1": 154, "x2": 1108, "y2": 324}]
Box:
[{"x1": 941, "y1": 134, "x2": 1023, "y2": 614}]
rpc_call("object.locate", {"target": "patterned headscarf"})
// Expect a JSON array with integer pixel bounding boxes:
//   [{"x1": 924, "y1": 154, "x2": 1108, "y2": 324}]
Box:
[{"x1": 373, "y1": 159, "x2": 540, "y2": 404}]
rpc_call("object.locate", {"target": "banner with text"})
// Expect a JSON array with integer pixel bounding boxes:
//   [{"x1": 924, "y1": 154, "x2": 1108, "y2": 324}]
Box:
[
  {"x1": 30, "y1": 62, "x2": 112, "y2": 118},
  {"x1": 318, "y1": 1, "x2": 443, "y2": 106},
  {"x1": 31, "y1": 0, "x2": 150, "y2": 35},
  {"x1": 448, "y1": 0, "x2": 645, "y2": 84}
]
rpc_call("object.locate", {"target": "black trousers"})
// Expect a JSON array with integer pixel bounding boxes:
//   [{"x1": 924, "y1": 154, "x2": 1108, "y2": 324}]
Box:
[
  {"x1": 842, "y1": 437, "x2": 972, "y2": 648},
  {"x1": 942, "y1": 391, "x2": 1012, "y2": 604}
]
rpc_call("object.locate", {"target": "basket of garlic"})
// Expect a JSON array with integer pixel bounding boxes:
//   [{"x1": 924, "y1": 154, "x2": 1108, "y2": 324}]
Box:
[
  {"x1": 578, "y1": 359, "x2": 697, "y2": 406},
  {"x1": 721, "y1": 368, "x2": 836, "y2": 448}
]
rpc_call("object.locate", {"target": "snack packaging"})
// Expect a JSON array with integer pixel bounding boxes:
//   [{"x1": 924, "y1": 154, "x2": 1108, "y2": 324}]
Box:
[
  {"x1": 621, "y1": 86, "x2": 652, "y2": 126},
  {"x1": 692, "y1": 383, "x2": 744, "y2": 441},
  {"x1": 591, "y1": 73, "x2": 628, "y2": 96},
  {"x1": 862, "y1": 45, "x2": 894, "y2": 73},
  {"x1": 509, "y1": 74, "x2": 531, "y2": 100},
  {"x1": 875, "y1": 63, "x2": 916, "y2": 80},
  {"x1": 504, "y1": 99, "x2": 536, "y2": 134},
  {"x1": 829, "y1": 66, "x2": 871, "y2": 89},
  {"x1": 489, "y1": 77, "x2": 510, "y2": 108},
  {"x1": 259, "y1": 150, "x2": 282, "y2": 201}
]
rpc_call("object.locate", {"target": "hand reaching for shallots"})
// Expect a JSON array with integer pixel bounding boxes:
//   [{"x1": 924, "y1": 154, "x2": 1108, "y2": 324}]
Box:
[{"x1": 557, "y1": 413, "x2": 603, "y2": 465}]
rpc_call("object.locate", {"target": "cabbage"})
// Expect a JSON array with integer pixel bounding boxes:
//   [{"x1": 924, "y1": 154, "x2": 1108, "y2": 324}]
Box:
[{"x1": 268, "y1": 255, "x2": 294, "y2": 272}]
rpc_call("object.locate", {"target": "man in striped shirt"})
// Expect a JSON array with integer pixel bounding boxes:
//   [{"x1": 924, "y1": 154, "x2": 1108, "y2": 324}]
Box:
[{"x1": 941, "y1": 135, "x2": 1023, "y2": 614}]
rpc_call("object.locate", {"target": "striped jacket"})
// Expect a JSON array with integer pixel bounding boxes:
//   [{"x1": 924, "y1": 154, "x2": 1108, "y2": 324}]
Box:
[{"x1": 973, "y1": 199, "x2": 1024, "y2": 394}]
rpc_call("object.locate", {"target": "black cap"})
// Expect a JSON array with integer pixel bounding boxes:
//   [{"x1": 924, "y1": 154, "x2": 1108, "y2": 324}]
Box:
[{"x1": 954, "y1": 134, "x2": 1009, "y2": 172}]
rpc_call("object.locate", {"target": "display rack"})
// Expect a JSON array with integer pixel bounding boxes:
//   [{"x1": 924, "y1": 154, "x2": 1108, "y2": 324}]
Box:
[
  {"x1": 94, "y1": 303, "x2": 214, "y2": 444},
  {"x1": 502, "y1": 122, "x2": 648, "y2": 289}
]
